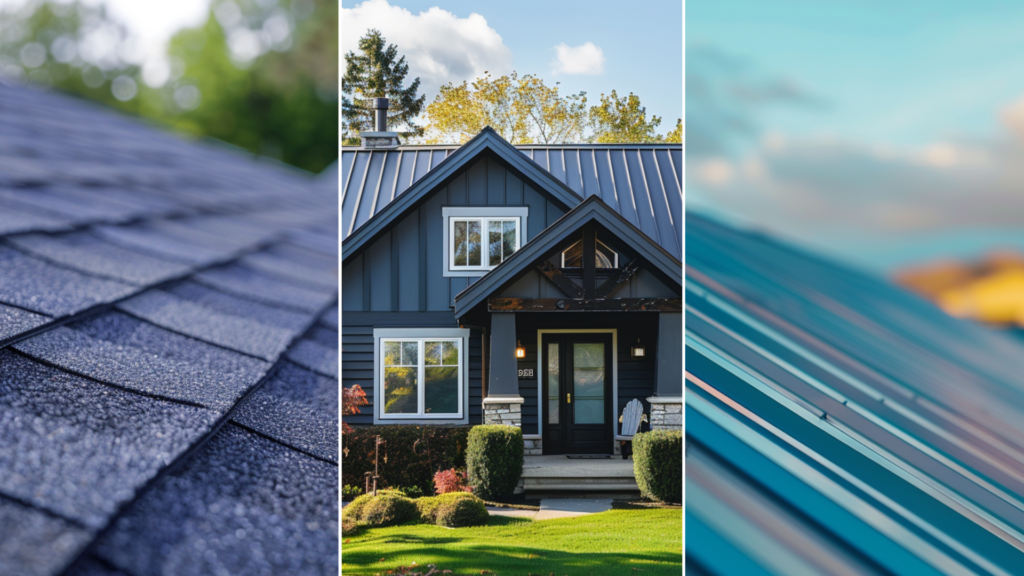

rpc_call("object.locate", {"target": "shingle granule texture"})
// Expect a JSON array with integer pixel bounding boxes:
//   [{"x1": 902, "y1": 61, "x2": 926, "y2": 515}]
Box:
[
  {"x1": 93, "y1": 223, "x2": 230, "y2": 266},
  {"x1": 193, "y1": 264, "x2": 335, "y2": 312},
  {"x1": 0, "y1": 303, "x2": 49, "y2": 343},
  {"x1": 0, "y1": 496, "x2": 92, "y2": 576},
  {"x1": 8, "y1": 232, "x2": 193, "y2": 286},
  {"x1": 65, "y1": 556, "x2": 132, "y2": 576},
  {"x1": 117, "y1": 289, "x2": 304, "y2": 361},
  {"x1": 89, "y1": 425, "x2": 338, "y2": 576},
  {"x1": 0, "y1": 350, "x2": 217, "y2": 528},
  {"x1": 14, "y1": 313, "x2": 270, "y2": 409},
  {"x1": 0, "y1": 201, "x2": 72, "y2": 235},
  {"x1": 165, "y1": 280, "x2": 310, "y2": 331},
  {"x1": 284, "y1": 327, "x2": 338, "y2": 379},
  {"x1": 0, "y1": 245, "x2": 135, "y2": 316},
  {"x1": 239, "y1": 249, "x2": 338, "y2": 292},
  {"x1": 231, "y1": 361, "x2": 338, "y2": 462},
  {"x1": 319, "y1": 305, "x2": 338, "y2": 331}
]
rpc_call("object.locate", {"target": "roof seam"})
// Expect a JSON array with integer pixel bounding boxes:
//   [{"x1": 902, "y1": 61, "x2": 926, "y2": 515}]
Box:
[
  {"x1": 0, "y1": 490, "x2": 89, "y2": 531},
  {"x1": 226, "y1": 421, "x2": 337, "y2": 466},
  {"x1": 6, "y1": 347, "x2": 210, "y2": 409},
  {"x1": 112, "y1": 307, "x2": 274, "y2": 363},
  {"x1": 281, "y1": 356, "x2": 338, "y2": 381}
]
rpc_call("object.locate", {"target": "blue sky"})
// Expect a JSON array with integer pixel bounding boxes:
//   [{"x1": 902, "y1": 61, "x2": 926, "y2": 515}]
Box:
[
  {"x1": 688, "y1": 0, "x2": 1024, "y2": 272},
  {"x1": 342, "y1": 0, "x2": 682, "y2": 134}
]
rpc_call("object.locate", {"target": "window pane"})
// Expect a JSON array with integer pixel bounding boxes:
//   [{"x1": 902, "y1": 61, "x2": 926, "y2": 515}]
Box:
[
  {"x1": 425, "y1": 366, "x2": 459, "y2": 414},
  {"x1": 442, "y1": 341, "x2": 459, "y2": 366},
  {"x1": 425, "y1": 341, "x2": 441, "y2": 366},
  {"x1": 596, "y1": 241, "x2": 616, "y2": 269},
  {"x1": 468, "y1": 220, "x2": 481, "y2": 266},
  {"x1": 562, "y1": 241, "x2": 582, "y2": 268},
  {"x1": 573, "y1": 343, "x2": 605, "y2": 424},
  {"x1": 401, "y1": 342, "x2": 418, "y2": 365},
  {"x1": 502, "y1": 220, "x2": 516, "y2": 260},
  {"x1": 454, "y1": 221, "x2": 467, "y2": 266},
  {"x1": 384, "y1": 367, "x2": 418, "y2": 414},
  {"x1": 547, "y1": 342, "x2": 559, "y2": 424},
  {"x1": 384, "y1": 341, "x2": 401, "y2": 366},
  {"x1": 489, "y1": 220, "x2": 502, "y2": 266}
]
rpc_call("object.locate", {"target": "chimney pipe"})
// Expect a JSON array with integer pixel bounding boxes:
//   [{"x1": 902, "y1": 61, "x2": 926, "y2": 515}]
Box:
[{"x1": 373, "y1": 97, "x2": 389, "y2": 132}]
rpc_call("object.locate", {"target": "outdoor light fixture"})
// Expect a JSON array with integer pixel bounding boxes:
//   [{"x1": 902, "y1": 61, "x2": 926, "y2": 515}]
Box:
[
  {"x1": 515, "y1": 340, "x2": 526, "y2": 358},
  {"x1": 630, "y1": 338, "x2": 646, "y2": 358}
]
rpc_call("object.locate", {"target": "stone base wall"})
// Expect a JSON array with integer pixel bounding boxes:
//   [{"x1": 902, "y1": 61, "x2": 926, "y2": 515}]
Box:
[
  {"x1": 523, "y1": 438, "x2": 542, "y2": 456},
  {"x1": 649, "y1": 400, "x2": 682, "y2": 430},
  {"x1": 483, "y1": 401, "x2": 521, "y2": 427}
]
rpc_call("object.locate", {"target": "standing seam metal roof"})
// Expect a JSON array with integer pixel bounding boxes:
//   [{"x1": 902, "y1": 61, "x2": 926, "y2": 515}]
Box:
[{"x1": 340, "y1": 142, "x2": 682, "y2": 259}]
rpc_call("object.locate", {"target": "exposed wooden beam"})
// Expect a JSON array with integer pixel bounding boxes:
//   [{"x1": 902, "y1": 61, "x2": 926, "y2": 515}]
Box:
[
  {"x1": 488, "y1": 298, "x2": 681, "y2": 312},
  {"x1": 582, "y1": 226, "x2": 597, "y2": 299},
  {"x1": 536, "y1": 261, "x2": 584, "y2": 298},
  {"x1": 595, "y1": 258, "x2": 641, "y2": 299}
]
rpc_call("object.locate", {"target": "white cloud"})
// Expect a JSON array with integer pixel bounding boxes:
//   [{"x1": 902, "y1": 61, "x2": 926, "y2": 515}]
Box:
[
  {"x1": 341, "y1": 0, "x2": 513, "y2": 100},
  {"x1": 551, "y1": 41, "x2": 605, "y2": 75}
]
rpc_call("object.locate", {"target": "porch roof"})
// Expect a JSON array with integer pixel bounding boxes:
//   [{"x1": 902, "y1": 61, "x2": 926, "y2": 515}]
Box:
[{"x1": 453, "y1": 195, "x2": 682, "y2": 319}]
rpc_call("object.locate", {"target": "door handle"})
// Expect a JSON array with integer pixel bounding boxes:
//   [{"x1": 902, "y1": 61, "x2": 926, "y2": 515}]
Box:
[{"x1": 567, "y1": 393, "x2": 571, "y2": 404}]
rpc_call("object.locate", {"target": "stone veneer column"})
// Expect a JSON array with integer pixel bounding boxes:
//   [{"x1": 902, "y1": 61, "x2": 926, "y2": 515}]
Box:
[
  {"x1": 482, "y1": 397, "x2": 523, "y2": 427},
  {"x1": 647, "y1": 396, "x2": 682, "y2": 430}
]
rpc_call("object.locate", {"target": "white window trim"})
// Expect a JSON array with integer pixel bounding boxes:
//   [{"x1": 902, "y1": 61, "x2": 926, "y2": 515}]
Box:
[
  {"x1": 442, "y1": 207, "x2": 529, "y2": 277},
  {"x1": 373, "y1": 328, "x2": 471, "y2": 425}
]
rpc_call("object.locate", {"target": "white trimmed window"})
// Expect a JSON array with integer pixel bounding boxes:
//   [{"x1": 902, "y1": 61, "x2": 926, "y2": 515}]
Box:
[
  {"x1": 442, "y1": 207, "x2": 528, "y2": 276},
  {"x1": 373, "y1": 328, "x2": 470, "y2": 424}
]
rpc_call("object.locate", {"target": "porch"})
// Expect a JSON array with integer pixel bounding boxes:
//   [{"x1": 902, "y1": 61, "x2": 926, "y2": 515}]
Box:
[{"x1": 520, "y1": 454, "x2": 639, "y2": 495}]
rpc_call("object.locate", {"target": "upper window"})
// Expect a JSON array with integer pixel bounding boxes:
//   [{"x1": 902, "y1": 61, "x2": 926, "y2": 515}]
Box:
[
  {"x1": 373, "y1": 328, "x2": 470, "y2": 424},
  {"x1": 561, "y1": 239, "x2": 619, "y2": 269},
  {"x1": 443, "y1": 207, "x2": 529, "y2": 276}
]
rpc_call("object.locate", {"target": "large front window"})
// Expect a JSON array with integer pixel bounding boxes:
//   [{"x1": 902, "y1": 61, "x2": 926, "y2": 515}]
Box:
[{"x1": 374, "y1": 328, "x2": 469, "y2": 423}]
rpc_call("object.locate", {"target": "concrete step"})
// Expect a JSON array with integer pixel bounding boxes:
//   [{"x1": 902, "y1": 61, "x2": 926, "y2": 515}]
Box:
[{"x1": 521, "y1": 454, "x2": 638, "y2": 492}]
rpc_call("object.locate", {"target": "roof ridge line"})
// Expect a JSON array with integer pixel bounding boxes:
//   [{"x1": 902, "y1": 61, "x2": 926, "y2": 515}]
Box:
[
  {"x1": 226, "y1": 421, "x2": 337, "y2": 466},
  {"x1": 55, "y1": 297, "x2": 339, "y2": 576}
]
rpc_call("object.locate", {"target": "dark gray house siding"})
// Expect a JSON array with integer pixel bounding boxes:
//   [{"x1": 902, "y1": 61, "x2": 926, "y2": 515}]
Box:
[{"x1": 341, "y1": 155, "x2": 567, "y2": 313}]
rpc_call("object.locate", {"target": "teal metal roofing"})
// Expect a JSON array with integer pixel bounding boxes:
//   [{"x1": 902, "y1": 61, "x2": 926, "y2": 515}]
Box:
[
  {"x1": 340, "y1": 141, "x2": 682, "y2": 259},
  {"x1": 0, "y1": 83, "x2": 338, "y2": 575},
  {"x1": 686, "y1": 213, "x2": 1024, "y2": 575}
]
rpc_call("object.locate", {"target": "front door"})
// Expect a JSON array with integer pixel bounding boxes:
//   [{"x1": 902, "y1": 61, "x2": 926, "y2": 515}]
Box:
[{"x1": 541, "y1": 333, "x2": 613, "y2": 454}]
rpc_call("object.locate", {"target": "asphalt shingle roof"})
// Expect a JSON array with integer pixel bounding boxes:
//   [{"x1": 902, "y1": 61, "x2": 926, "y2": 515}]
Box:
[{"x1": 0, "y1": 83, "x2": 338, "y2": 576}]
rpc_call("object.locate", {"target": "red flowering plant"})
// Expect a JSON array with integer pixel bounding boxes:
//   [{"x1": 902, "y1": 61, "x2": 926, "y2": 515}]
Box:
[
  {"x1": 433, "y1": 468, "x2": 473, "y2": 494},
  {"x1": 342, "y1": 384, "x2": 368, "y2": 435}
]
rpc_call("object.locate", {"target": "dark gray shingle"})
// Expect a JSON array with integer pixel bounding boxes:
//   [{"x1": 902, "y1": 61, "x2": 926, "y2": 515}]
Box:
[{"x1": 0, "y1": 245, "x2": 135, "y2": 316}]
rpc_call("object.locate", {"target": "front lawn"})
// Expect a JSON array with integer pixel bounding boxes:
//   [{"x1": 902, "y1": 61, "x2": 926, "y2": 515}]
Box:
[{"x1": 342, "y1": 508, "x2": 682, "y2": 576}]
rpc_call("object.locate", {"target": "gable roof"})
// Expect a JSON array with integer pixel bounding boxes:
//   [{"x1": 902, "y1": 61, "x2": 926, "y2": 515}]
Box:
[
  {"x1": 686, "y1": 212, "x2": 1024, "y2": 573},
  {"x1": 0, "y1": 83, "x2": 338, "y2": 575},
  {"x1": 453, "y1": 195, "x2": 681, "y2": 318},
  {"x1": 340, "y1": 134, "x2": 682, "y2": 261},
  {"x1": 341, "y1": 127, "x2": 583, "y2": 264}
]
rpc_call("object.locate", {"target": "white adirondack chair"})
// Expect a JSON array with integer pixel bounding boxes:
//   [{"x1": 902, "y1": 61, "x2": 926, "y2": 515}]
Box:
[{"x1": 615, "y1": 398, "x2": 646, "y2": 459}]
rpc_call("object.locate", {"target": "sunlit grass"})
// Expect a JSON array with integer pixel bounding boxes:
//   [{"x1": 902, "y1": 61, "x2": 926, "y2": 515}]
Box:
[{"x1": 342, "y1": 508, "x2": 682, "y2": 576}]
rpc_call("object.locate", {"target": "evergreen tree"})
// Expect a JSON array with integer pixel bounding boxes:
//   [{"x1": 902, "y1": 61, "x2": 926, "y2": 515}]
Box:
[{"x1": 342, "y1": 29, "x2": 424, "y2": 145}]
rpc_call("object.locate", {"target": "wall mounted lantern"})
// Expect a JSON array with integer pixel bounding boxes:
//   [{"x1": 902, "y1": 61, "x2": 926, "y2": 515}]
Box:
[
  {"x1": 515, "y1": 340, "x2": 526, "y2": 359},
  {"x1": 630, "y1": 338, "x2": 646, "y2": 358}
]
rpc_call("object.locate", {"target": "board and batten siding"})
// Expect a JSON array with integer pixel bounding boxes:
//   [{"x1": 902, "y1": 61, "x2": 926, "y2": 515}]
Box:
[
  {"x1": 341, "y1": 156, "x2": 567, "y2": 312},
  {"x1": 341, "y1": 312, "x2": 485, "y2": 427}
]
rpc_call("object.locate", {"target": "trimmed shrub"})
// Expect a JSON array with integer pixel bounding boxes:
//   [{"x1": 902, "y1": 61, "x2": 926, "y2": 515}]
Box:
[
  {"x1": 342, "y1": 425, "x2": 471, "y2": 495},
  {"x1": 633, "y1": 430, "x2": 682, "y2": 503},
  {"x1": 435, "y1": 496, "x2": 490, "y2": 528},
  {"x1": 433, "y1": 468, "x2": 472, "y2": 494},
  {"x1": 341, "y1": 493, "x2": 374, "y2": 523},
  {"x1": 466, "y1": 425, "x2": 523, "y2": 500},
  {"x1": 416, "y1": 492, "x2": 479, "y2": 525},
  {"x1": 360, "y1": 493, "x2": 418, "y2": 527},
  {"x1": 341, "y1": 516, "x2": 360, "y2": 536},
  {"x1": 395, "y1": 486, "x2": 424, "y2": 499}
]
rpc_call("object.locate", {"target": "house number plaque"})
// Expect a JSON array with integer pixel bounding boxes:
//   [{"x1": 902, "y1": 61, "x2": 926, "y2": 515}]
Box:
[{"x1": 518, "y1": 368, "x2": 534, "y2": 378}]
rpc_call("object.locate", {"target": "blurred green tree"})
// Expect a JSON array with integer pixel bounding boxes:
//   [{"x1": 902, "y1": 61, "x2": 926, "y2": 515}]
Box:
[
  {"x1": 0, "y1": 0, "x2": 337, "y2": 174},
  {"x1": 342, "y1": 29, "x2": 425, "y2": 146}
]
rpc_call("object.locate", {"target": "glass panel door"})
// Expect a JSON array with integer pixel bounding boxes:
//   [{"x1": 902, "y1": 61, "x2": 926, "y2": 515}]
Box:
[
  {"x1": 572, "y1": 342, "x2": 605, "y2": 424},
  {"x1": 547, "y1": 342, "x2": 560, "y2": 424}
]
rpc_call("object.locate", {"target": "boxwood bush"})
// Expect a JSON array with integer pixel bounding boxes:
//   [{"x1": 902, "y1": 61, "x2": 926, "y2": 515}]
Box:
[
  {"x1": 415, "y1": 492, "x2": 479, "y2": 525},
  {"x1": 342, "y1": 425, "x2": 470, "y2": 495},
  {"x1": 632, "y1": 430, "x2": 682, "y2": 503},
  {"x1": 435, "y1": 496, "x2": 490, "y2": 528},
  {"x1": 359, "y1": 493, "x2": 418, "y2": 527},
  {"x1": 466, "y1": 425, "x2": 523, "y2": 500}
]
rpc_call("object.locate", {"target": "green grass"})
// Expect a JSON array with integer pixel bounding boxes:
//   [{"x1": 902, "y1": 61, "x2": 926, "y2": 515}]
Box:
[{"x1": 342, "y1": 509, "x2": 682, "y2": 576}]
